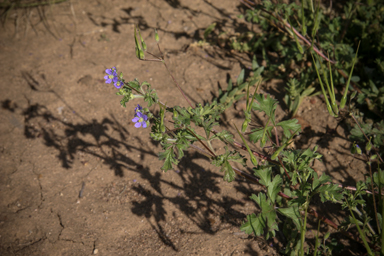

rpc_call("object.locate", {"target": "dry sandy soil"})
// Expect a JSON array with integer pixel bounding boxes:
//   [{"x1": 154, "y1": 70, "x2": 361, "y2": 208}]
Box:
[{"x1": 0, "y1": 0, "x2": 367, "y2": 255}]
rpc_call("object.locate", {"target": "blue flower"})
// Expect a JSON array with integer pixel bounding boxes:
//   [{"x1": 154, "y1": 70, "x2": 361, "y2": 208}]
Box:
[
  {"x1": 114, "y1": 79, "x2": 123, "y2": 89},
  {"x1": 134, "y1": 104, "x2": 143, "y2": 112},
  {"x1": 104, "y1": 67, "x2": 118, "y2": 84},
  {"x1": 132, "y1": 112, "x2": 148, "y2": 128}
]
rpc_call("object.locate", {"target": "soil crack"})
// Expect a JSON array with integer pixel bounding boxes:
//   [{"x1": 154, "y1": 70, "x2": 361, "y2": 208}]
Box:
[{"x1": 15, "y1": 236, "x2": 47, "y2": 253}]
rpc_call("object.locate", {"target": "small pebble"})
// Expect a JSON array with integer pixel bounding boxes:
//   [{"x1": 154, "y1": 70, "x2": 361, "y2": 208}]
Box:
[{"x1": 93, "y1": 248, "x2": 98, "y2": 254}]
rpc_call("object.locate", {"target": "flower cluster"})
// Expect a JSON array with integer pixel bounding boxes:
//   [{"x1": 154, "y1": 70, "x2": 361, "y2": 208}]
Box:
[
  {"x1": 132, "y1": 104, "x2": 148, "y2": 128},
  {"x1": 104, "y1": 67, "x2": 123, "y2": 89}
]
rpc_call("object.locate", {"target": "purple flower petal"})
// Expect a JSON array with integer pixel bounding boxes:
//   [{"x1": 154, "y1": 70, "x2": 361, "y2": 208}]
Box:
[
  {"x1": 135, "y1": 104, "x2": 142, "y2": 112},
  {"x1": 142, "y1": 122, "x2": 147, "y2": 128},
  {"x1": 134, "y1": 122, "x2": 141, "y2": 128},
  {"x1": 132, "y1": 117, "x2": 139, "y2": 122}
]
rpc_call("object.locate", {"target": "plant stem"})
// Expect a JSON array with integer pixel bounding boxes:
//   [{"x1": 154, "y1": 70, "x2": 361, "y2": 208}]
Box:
[
  {"x1": 368, "y1": 163, "x2": 380, "y2": 232},
  {"x1": 300, "y1": 196, "x2": 309, "y2": 256},
  {"x1": 348, "y1": 203, "x2": 373, "y2": 255},
  {"x1": 313, "y1": 220, "x2": 321, "y2": 256},
  {"x1": 207, "y1": 140, "x2": 216, "y2": 156},
  {"x1": 381, "y1": 194, "x2": 384, "y2": 255}
]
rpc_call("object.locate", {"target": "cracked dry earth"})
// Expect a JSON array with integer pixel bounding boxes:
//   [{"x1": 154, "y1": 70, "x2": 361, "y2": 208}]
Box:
[{"x1": 0, "y1": 0, "x2": 366, "y2": 255}]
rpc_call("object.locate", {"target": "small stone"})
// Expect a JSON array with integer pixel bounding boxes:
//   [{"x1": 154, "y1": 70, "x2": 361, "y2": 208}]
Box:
[{"x1": 93, "y1": 248, "x2": 98, "y2": 254}]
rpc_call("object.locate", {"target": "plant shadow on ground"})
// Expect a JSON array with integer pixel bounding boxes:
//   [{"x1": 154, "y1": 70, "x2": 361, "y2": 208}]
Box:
[{"x1": 1, "y1": 71, "x2": 268, "y2": 252}]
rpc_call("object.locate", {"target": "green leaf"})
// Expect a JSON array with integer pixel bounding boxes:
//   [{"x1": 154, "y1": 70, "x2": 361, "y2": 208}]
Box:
[
  {"x1": 223, "y1": 161, "x2": 236, "y2": 182},
  {"x1": 252, "y1": 94, "x2": 278, "y2": 122},
  {"x1": 316, "y1": 183, "x2": 342, "y2": 203},
  {"x1": 350, "y1": 122, "x2": 372, "y2": 142},
  {"x1": 254, "y1": 166, "x2": 282, "y2": 203},
  {"x1": 278, "y1": 206, "x2": 301, "y2": 230},
  {"x1": 269, "y1": 175, "x2": 283, "y2": 203},
  {"x1": 241, "y1": 193, "x2": 278, "y2": 239},
  {"x1": 159, "y1": 147, "x2": 179, "y2": 172},
  {"x1": 144, "y1": 88, "x2": 158, "y2": 107},
  {"x1": 254, "y1": 165, "x2": 273, "y2": 187},
  {"x1": 312, "y1": 172, "x2": 331, "y2": 191},
  {"x1": 373, "y1": 167, "x2": 384, "y2": 187},
  {"x1": 128, "y1": 79, "x2": 141, "y2": 90},
  {"x1": 237, "y1": 69, "x2": 245, "y2": 85},
  {"x1": 277, "y1": 119, "x2": 301, "y2": 138},
  {"x1": 211, "y1": 130, "x2": 234, "y2": 143},
  {"x1": 249, "y1": 126, "x2": 273, "y2": 144}
]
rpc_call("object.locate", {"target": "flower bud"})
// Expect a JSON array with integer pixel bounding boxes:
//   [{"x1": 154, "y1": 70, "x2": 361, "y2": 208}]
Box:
[
  {"x1": 155, "y1": 29, "x2": 160, "y2": 42},
  {"x1": 241, "y1": 119, "x2": 249, "y2": 133},
  {"x1": 356, "y1": 144, "x2": 362, "y2": 155},
  {"x1": 250, "y1": 155, "x2": 258, "y2": 166},
  {"x1": 365, "y1": 137, "x2": 372, "y2": 154},
  {"x1": 370, "y1": 154, "x2": 377, "y2": 161}
]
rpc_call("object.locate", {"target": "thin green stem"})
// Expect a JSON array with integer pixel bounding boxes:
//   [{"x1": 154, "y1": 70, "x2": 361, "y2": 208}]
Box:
[
  {"x1": 368, "y1": 163, "x2": 380, "y2": 233},
  {"x1": 313, "y1": 219, "x2": 321, "y2": 256},
  {"x1": 348, "y1": 202, "x2": 373, "y2": 255},
  {"x1": 381, "y1": 193, "x2": 384, "y2": 255},
  {"x1": 206, "y1": 140, "x2": 216, "y2": 156},
  {"x1": 300, "y1": 196, "x2": 309, "y2": 256}
]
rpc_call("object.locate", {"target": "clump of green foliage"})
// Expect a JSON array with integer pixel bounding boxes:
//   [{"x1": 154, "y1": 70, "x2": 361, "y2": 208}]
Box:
[{"x1": 103, "y1": 0, "x2": 384, "y2": 253}]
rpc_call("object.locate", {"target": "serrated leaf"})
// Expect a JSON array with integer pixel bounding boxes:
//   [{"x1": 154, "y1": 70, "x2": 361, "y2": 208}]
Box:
[
  {"x1": 252, "y1": 94, "x2": 278, "y2": 120},
  {"x1": 242, "y1": 193, "x2": 278, "y2": 239},
  {"x1": 222, "y1": 161, "x2": 236, "y2": 182},
  {"x1": 277, "y1": 119, "x2": 301, "y2": 138},
  {"x1": 254, "y1": 166, "x2": 282, "y2": 203},
  {"x1": 277, "y1": 206, "x2": 301, "y2": 230},
  {"x1": 240, "y1": 213, "x2": 261, "y2": 235},
  {"x1": 312, "y1": 172, "x2": 331, "y2": 191},
  {"x1": 316, "y1": 183, "x2": 342, "y2": 203},
  {"x1": 128, "y1": 80, "x2": 141, "y2": 90},
  {"x1": 254, "y1": 165, "x2": 272, "y2": 187},
  {"x1": 159, "y1": 147, "x2": 179, "y2": 172},
  {"x1": 268, "y1": 175, "x2": 283, "y2": 203},
  {"x1": 249, "y1": 126, "x2": 273, "y2": 144},
  {"x1": 212, "y1": 130, "x2": 234, "y2": 143}
]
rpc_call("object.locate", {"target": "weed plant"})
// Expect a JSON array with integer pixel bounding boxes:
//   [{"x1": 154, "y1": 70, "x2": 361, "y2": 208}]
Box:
[{"x1": 103, "y1": 1, "x2": 384, "y2": 255}]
